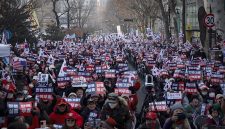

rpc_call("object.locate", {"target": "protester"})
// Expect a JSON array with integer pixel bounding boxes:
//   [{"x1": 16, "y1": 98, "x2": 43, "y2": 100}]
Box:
[
  {"x1": 0, "y1": 32, "x2": 225, "y2": 129},
  {"x1": 62, "y1": 113, "x2": 80, "y2": 129},
  {"x1": 137, "y1": 112, "x2": 161, "y2": 129},
  {"x1": 100, "y1": 93, "x2": 132, "y2": 129},
  {"x1": 163, "y1": 103, "x2": 191, "y2": 129},
  {"x1": 49, "y1": 98, "x2": 83, "y2": 128}
]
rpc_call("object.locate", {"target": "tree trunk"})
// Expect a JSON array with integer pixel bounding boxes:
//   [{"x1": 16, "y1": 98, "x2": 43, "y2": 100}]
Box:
[
  {"x1": 51, "y1": 0, "x2": 60, "y2": 28},
  {"x1": 173, "y1": 16, "x2": 178, "y2": 39},
  {"x1": 182, "y1": 0, "x2": 186, "y2": 42},
  {"x1": 198, "y1": 6, "x2": 207, "y2": 53},
  {"x1": 157, "y1": 0, "x2": 171, "y2": 42},
  {"x1": 65, "y1": 0, "x2": 70, "y2": 29},
  {"x1": 67, "y1": 10, "x2": 70, "y2": 29},
  {"x1": 170, "y1": 0, "x2": 178, "y2": 39}
]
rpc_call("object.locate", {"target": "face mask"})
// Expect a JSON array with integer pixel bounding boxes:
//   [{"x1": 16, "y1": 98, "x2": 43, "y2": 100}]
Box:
[
  {"x1": 23, "y1": 90, "x2": 28, "y2": 95},
  {"x1": 29, "y1": 83, "x2": 34, "y2": 88},
  {"x1": 108, "y1": 103, "x2": 117, "y2": 109},
  {"x1": 7, "y1": 93, "x2": 13, "y2": 99},
  {"x1": 16, "y1": 97, "x2": 24, "y2": 101},
  {"x1": 209, "y1": 93, "x2": 215, "y2": 98},
  {"x1": 202, "y1": 92, "x2": 208, "y2": 95}
]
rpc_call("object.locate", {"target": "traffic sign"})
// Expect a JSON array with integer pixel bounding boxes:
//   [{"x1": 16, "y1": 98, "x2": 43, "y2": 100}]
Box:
[{"x1": 204, "y1": 14, "x2": 215, "y2": 28}]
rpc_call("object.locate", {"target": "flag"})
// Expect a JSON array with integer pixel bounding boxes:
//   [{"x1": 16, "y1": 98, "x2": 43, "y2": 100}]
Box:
[
  {"x1": 1, "y1": 32, "x2": 7, "y2": 44},
  {"x1": 47, "y1": 54, "x2": 55, "y2": 65},
  {"x1": 12, "y1": 57, "x2": 26, "y2": 70},
  {"x1": 58, "y1": 59, "x2": 67, "y2": 77},
  {"x1": 24, "y1": 39, "x2": 29, "y2": 54},
  {"x1": 38, "y1": 48, "x2": 48, "y2": 57}
]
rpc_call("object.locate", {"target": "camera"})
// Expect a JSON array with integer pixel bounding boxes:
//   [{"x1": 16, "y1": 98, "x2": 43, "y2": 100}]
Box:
[
  {"x1": 143, "y1": 74, "x2": 155, "y2": 94},
  {"x1": 176, "y1": 113, "x2": 186, "y2": 120}
]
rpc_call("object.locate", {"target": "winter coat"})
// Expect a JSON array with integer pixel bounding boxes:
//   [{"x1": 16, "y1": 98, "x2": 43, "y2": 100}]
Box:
[
  {"x1": 100, "y1": 100, "x2": 132, "y2": 129},
  {"x1": 49, "y1": 104, "x2": 83, "y2": 128}
]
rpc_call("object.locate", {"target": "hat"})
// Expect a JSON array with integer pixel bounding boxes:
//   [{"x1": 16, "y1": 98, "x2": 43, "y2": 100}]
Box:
[
  {"x1": 170, "y1": 103, "x2": 184, "y2": 112},
  {"x1": 145, "y1": 112, "x2": 157, "y2": 120},
  {"x1": 216, "y1": 94, "x2": 224, "y2": 99},
  {"x1": 107, "y1": 93, "x2": 118, "y2": 103},
  {"x1": 57, "y1": 98, "x2": 67, "y2": 106},
  {"x1": 199, "y1": 82, "x2": 209, "y2": 90},
  {"x1": 32, "y1": 76, "x2": 38, "y2": 80},
  {"x1": 68, "y1": 92, "x2": 77, "y2": 98},
  {"x1": 65, "y1": 113, "x2": 75, "y2": 120}
]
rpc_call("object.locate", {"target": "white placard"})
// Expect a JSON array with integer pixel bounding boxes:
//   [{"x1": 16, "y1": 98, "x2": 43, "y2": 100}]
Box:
[{"x1": 167, "y1": 91, "x2": 182, "y2": 100}]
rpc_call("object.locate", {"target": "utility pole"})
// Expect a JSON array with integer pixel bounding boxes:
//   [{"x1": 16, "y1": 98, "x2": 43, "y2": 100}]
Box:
[{"x1": 182, "y1": 0, "x2": 186, "y2": 43}]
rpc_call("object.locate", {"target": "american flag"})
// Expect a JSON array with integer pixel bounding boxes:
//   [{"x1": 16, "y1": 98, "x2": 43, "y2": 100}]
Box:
[{"x1": 12, "y1": 57, "x2": 27, "y2": 71}]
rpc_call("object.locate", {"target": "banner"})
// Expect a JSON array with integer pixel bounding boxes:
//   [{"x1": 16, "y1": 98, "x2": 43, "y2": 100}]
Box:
[
  {"x1": 147, "y1": 60, "x2": 156, "y2": 67},
  {"x1": 166, "y1": 91, "x2": 182, "y2": 100},
  {"x1": 105, "y1": 69, "x2": 116, "y2": 78},
  {"x1": 38, "y1": 74, "x2": 49, "y2": 83},
  {"x1": 167, "y1": 63, "x2": 177, "y2": 70},
  {"x1": 7, "y1": 102, "x2": 19, "y2": 116},
  {"x1": 219, "y1": 66, "x2": 225, "y2": 74},
  {"x1": 173, "y1": 69, "x2": 185, "y2": 78},
  {"x1": 188, "y1": 70, "x2": 202, "y2": 81},
  {"x1": 211, "y1": 73, "x2": 224, "y2": 84},
  {"x1": 71, "y1": 76, "x2": 87, "y2": 87},
  {"x1": 185, "y1": 82, "x2": 197, "y2": 94},
  {"x1": 86, "y1": 82, "x2": 106, "y2": 95},
  {"x1": 149, "y1": 101, "x2": 167, "y2": 112},
  {"x1": 7, "y1": 102, "x2": 33, "y2": 116},
  {"x1": 0, "y1": 44, "x2": 10, "y2": 57},
  {"x1": 116, "y1": 82, "x2": 131, "y2": 88},
  {"x1": 64, "y1": 98, "x2": 81, "y2": 109},
  {"x1": 114, "y1": 88, "x2": 131, "y2": 95},
  {"x1": 35, "y1": 87, "x2": 53, "y2": 100},
  {"x1": 95, "y1": 66, "x2": 103, "y2": 73}
]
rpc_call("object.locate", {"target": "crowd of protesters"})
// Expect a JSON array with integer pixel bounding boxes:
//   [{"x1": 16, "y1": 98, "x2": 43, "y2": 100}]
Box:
[{"x1": 0, "y1": 33, "x2": 224, "y2": 129}]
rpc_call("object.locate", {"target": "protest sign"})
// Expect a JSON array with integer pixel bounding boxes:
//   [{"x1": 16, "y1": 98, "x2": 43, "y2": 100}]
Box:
[
  {"x1": 114, "y1": 88, "x2": 131, "y2": 95},
  {"x1": 64, "y1": 98, "x2": 81, "y2": 109},
  {"x1": 7, "y1": 102, "x2": 33, "y2": 116},
  {"x1": 86, "y1": 82, "x2": 106, "y2": 95},
  {"x1": 149, "y1": 101, "x2": 167, "y2": 112},
  {"x1": 166, "y1": 91, "x2": 182, "y2": 100},
  {"x1": 185, "y1": 82, "x2": 197, "y2": 94}
]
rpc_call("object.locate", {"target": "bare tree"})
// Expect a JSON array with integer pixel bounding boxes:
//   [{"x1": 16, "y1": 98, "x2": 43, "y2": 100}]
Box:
[
  {"x1": 51, "y1": 0, "x2": 60, "y2": 28},
  {"x1": 62, "y1": 0, "x2": 94, "y2": 29},
  {"x1": 130, "y1": 0, "x2": 161, "y2": 31},
  {"x1": 156, "y1": 0, "x2": 171, "y2": 42}
]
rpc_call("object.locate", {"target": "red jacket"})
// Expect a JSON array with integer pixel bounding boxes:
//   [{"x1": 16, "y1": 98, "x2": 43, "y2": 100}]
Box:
[{"x1": 49, "y1": 105, "x2": 83, "y2": 128}]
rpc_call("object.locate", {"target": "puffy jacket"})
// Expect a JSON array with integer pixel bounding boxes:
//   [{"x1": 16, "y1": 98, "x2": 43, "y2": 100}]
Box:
[{"x1": 49, "y1": 104, "x2": 83, "y2": 128}]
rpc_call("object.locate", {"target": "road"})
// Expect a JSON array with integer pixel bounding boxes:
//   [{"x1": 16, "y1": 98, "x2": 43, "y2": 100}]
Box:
[{"x1": 128, "y1": 63, "x2": 146, "y2": 114}]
